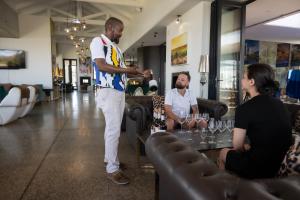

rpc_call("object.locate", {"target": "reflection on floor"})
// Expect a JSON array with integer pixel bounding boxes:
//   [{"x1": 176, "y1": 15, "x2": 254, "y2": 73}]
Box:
[{"x1": 0, "y1": 91, "x2": 155, "y2": 200}]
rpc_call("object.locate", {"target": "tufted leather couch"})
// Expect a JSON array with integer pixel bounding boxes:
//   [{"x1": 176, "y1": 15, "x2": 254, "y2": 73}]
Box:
[
  {"x1": 146, "y1": 132, "x2": 300, "y2": 200},
  {"x1": 125, "y1": 96, "x2": 228, "y2": 153}
]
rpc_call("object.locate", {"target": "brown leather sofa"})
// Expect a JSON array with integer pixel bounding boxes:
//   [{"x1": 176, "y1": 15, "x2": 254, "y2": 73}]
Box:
[
  {"x1": 146, "y1": 132, "x2": 300, "y2": 200},
  {"x1": 125, "y1": 96, "x2": 228, "y2": 154}
]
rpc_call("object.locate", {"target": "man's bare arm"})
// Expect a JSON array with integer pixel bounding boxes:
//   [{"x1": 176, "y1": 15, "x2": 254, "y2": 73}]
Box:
[
  {"x1": 191, "y1": 105, "x2": 199, "y2": 115},
  {"x1": 165, "y1": 104, "x2": 180, "y2": 122},
  {"x1": 95, "y1": 58, "x2": 143, "y2": 75}
]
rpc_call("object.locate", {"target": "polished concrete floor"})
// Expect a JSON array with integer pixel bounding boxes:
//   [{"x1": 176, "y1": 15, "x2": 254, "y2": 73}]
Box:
[{"x1": 0, "y1": 92, "x2": 155, "y2": 200}]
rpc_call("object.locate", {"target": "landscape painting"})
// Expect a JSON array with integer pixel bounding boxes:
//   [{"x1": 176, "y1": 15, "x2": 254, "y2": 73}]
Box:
[{"x1": 171, "y1": 32, "x2": 187, "y2": 65}]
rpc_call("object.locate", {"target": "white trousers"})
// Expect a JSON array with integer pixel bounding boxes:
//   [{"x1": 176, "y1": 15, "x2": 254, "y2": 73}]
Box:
[{"x1": 96, "y1": 88, "x2": 125, "y2": 173}]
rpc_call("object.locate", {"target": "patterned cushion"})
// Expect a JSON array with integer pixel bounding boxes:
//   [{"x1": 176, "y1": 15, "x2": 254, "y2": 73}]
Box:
[
  {"x1": 278, "y1": 135, "x2": 300, "y2": 177},
  {"x1": 152, "y1": 95, "x2": 166, "y2": 132}
]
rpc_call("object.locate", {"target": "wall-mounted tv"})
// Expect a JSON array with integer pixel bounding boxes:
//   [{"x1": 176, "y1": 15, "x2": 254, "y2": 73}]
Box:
[{"x1": 0, "y1": 49, "x2": 26, "y2": 69}]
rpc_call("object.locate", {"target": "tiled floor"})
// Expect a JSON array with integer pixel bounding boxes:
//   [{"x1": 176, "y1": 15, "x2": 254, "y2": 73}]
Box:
[{"x1": 0, "y1": 92, "x2": 155, "y2": 200}]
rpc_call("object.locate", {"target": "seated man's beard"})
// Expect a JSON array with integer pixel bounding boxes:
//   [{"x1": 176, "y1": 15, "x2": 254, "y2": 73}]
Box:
[{"x1": 175, "y1": 83, "x2": 185, "y2": 89}]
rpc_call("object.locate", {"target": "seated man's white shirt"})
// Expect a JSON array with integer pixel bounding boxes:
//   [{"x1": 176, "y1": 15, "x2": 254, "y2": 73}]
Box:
[{"x1": 165, "y1": 88, "x2": 197, "y2": 117}]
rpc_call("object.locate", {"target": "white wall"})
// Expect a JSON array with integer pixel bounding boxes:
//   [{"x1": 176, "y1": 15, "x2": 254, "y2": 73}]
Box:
[
  {"x1": 165, "y1": 1, "x2": 211, "y2": 98},
  {"x1": 120, "y1": 0, "x2": 186, "y2": 51},
  {"x1": 0, "y1": 14, "x2": 52, "y2": 89}
]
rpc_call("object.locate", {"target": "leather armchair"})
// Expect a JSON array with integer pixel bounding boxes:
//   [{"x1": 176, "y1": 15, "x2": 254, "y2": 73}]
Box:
[{"x1": 146, "y1": 132, "x2": 300, "y2": 200}]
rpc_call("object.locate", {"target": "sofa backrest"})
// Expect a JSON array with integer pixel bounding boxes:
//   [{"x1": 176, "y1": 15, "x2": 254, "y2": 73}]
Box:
[
  {"x1": 146, "y1": 132, "x2": 300, "y2": 200},
  {"x1": 197, "y1": 98, "x2": 228, "y2": 120}
]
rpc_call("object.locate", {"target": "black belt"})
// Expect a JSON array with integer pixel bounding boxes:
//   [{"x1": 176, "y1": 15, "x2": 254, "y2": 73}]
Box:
[{"x1": 96, "y1": 85, "x2": 109, "y2": 89}]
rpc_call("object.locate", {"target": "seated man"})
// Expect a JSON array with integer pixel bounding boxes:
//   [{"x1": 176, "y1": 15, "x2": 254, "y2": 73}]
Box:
[{"x1": 164, "y1": 72, "x2": 205, "y2": 131}]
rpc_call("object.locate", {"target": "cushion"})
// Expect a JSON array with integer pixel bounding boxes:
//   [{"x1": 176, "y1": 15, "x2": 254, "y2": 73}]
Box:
[
  {"x1": 151, "y1": 95, "x2": 166, "y2": 132},
  {"x1": 278, "y1": 135, "x2": 300, "y2": 177},
  {"x1": 133, "y1": 87, "x2": 144, "y2": 96},
  {"x1": 0, "y1": 86, "x2": 8, "y2": 102}
]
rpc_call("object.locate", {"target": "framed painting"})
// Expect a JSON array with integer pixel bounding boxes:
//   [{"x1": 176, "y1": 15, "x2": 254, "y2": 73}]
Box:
[
  {"x1": 245, "y1": 40, "x2": 259, "y2": 64},
  {"x1": 259, "y1": 41, "x2": 276, "y2": 67},
  {"x1": 291, "y1": 44, "x2": 300, "y2": 66},
  {"x1": 171, "y1": 32, "x2": 187, "y2": 65},
  {"x1": 276, "y1": 43, "x2": 290, "y2": 67}
]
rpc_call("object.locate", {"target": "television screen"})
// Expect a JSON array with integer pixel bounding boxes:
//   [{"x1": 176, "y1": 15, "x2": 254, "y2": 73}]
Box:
[{"x1": 0, "y1": 49, "x2": 26, "y2": 69}]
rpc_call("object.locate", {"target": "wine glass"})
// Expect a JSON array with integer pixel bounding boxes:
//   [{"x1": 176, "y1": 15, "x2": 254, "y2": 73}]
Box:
[
  {"x1": 208, "y1": 118, "x2": 217, "y2": 144},
  {"x1": 194, "y1": 113, "x2": 203, "y2": 133},
  {"x1": 185, "y1": 114, "x2": 194, "y2": 133},
  {"x1": 226, "y1": 119, "x2": 235, "y2": 142},
  {"x1": 200, "y1": 131, "x2": 207, "y2": 144},
  {"x1": 217, "y1": 120, "x2": 226, "y2": 143},
  {"x1": 178, "y1": 110, "x2": 186, "y2": 133},
  {"x1": 201, "y1": 113, "x2": 210, "y2": 133}
]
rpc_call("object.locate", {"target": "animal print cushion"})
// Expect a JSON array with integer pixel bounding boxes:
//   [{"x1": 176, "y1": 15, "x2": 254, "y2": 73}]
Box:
[
  {"x1": 278, "y1": 135, "x2": 300, "y2": 177},
  {"x1": 151, "y1": 95, "x2": 166, "y2": 132}
]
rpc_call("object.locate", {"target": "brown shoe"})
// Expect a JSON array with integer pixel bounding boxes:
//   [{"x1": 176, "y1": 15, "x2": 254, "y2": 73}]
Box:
[
  {"x1": 104, "y1": 162, "x2": 127, "y2": 170},
  {"x1": 107, "y1": 170, "x2": 129, "y2": 185}
]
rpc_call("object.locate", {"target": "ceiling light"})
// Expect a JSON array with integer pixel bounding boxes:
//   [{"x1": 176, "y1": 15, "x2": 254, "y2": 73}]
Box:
[
  {"x1": 72, "y1": 18, "x2": 81, "y2": 24},
  {"x1": 70, "y1": 34, "x2": 74, "y2": 40},
  {"x1": 64, "y1": 28, "x2": 70, "y2": 33},
  {"x1": 176, "y1": 15, "x2": 181, "y2": 24},
  {"x1": 80, "y1": 38, "x2": 85, "y2": 43},
  {"x1": 265, "y1": 12, "x2": 300, "y2": 29}
]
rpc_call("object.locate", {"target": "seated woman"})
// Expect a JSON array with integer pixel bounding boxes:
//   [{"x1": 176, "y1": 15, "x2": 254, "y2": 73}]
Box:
[{"x1": 219, "y1": 63, "x2": 293, "y2": 179}]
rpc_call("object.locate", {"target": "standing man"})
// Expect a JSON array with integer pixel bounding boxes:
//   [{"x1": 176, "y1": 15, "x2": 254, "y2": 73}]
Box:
[{"x1": 90, "y1": 17, "x2": 142, "y2": 185}]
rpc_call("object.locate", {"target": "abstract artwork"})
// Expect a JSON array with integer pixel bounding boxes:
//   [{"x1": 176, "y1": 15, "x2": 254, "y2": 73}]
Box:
[
  {"x1": 245, "y1": 40, "x2": 259, "y2": 64},
  {"x1": 171, "y1": 32, "x2": 187, "y2": 65},
  {"x1": 276, "y1": 43, "x2": 290, "y2": 67},
  {"x1": 291, "y1": 44, "x2": 300, "y2": 66},
  {"x1": 259, "y1": 41, "x2": 277, "y2": 67},
  {"x1": 79, "y1": 57, "x2": 92, "y2": 75}
]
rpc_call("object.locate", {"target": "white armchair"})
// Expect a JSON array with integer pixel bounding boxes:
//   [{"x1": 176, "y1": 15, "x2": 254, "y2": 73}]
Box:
[
  {"x1": 20, "y1": 86, "x2": 37, "y2": 118},
  {"x1": 0, "y1": 87, "x2": 21, "y2": 125}
]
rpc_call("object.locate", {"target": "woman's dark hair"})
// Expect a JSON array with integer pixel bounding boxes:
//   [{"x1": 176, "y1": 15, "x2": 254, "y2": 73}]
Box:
[{"x1": 247, "y1": 63, "x2": 276, "y2": 96}]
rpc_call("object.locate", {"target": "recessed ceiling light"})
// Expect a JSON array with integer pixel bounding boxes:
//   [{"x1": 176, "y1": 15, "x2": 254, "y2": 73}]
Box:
[{"x1": 265, "y1": 12, "x2": 300, "y2": 29}]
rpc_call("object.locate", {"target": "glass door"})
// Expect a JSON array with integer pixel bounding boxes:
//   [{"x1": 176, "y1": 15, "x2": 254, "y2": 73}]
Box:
[
  {"x1": 63, "y1": 59, "x2": 78, "y2": 91},
  {"x1": 209, "y1": 0, "x2": 254, "y2": 117},
  {"x1": 219, "y1": 6, "x2": 242, "y2": 116}
]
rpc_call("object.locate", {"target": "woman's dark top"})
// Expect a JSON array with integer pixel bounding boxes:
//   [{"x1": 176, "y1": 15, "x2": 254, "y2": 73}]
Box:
[{"x1": 225, "y1": 95, "x2": 293, "y2": 179}]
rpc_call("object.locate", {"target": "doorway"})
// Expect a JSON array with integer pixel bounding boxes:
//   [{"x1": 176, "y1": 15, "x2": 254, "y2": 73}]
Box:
[{"x1": 63, "y1": 59, "x2": 78, "y2": 91}]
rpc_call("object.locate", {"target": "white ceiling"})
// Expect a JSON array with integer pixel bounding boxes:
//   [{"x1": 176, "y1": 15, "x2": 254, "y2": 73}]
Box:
[
  {"x1": 1, "y1": 0, "x2": 300, "y2": 54},
  {"x1": 3, "y1": 0, "x2": 145, "y2": 46},
  {"x1": 245, "y1": 0, "x2": 300, "y2": 43},
  {"x1": 126, "y1": 0, "x2": 300, "y2": 57}
]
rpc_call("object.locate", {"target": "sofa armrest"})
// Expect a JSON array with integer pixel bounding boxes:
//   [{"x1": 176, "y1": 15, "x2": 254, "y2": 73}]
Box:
[
  {"x1": 197, "y1": 98, "x2": 228, "y2": 119},
  {"x1": 127, "y1": 102, "x2": 152, "y2": 131}
]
